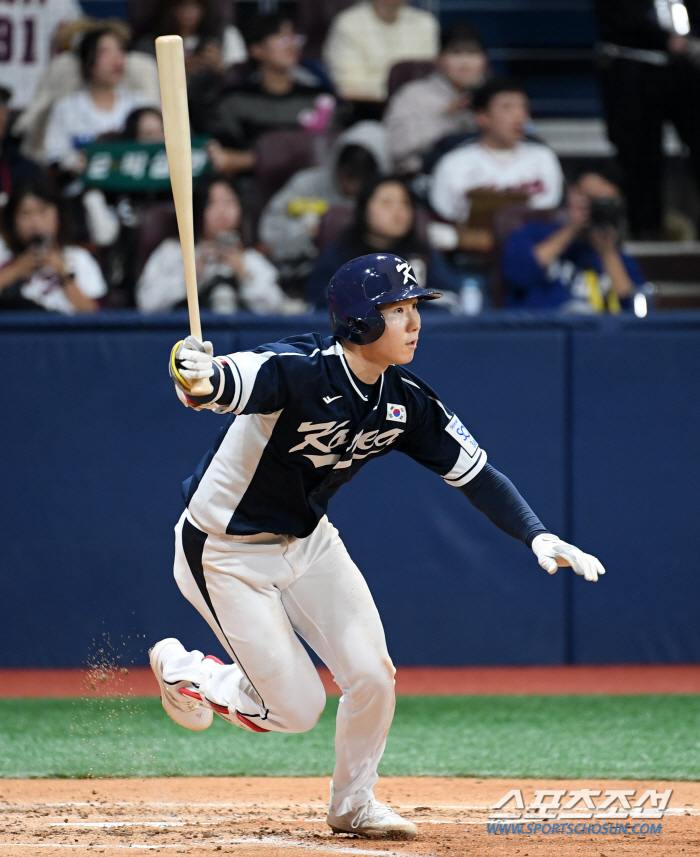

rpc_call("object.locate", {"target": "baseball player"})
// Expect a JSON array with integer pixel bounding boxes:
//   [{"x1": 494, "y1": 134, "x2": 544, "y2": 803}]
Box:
[{"x1": 150, "y1": 253, "x2": 604, "y2": 840}]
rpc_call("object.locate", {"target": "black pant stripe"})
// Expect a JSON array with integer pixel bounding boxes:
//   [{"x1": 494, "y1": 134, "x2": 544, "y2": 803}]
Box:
[{"x1": 181, "y1": 518, "x2": 269, "y2": 718}]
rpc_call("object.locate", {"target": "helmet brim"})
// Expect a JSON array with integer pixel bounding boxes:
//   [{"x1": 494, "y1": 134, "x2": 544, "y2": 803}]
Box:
[{"x1": 375, "y1": 286, "x2": 443, "y2": 306}]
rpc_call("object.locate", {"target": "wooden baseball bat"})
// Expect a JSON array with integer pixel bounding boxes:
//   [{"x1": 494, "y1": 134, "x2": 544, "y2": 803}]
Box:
[{"x1": 155, "y1": 35, "x2": 213, "y2": 395}]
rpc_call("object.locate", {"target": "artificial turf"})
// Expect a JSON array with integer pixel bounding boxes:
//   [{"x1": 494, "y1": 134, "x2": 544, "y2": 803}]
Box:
[{"x1": 1, "y1": 695, "x2": 699, "y2": 780}]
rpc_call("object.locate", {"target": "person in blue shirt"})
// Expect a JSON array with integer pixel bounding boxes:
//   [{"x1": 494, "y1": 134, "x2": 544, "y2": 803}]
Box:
[
  {"x1": 306, "y1": 176, "x2": 463, "y2": 309},
  {"x1": 502, "y1": 171, "x2": 646, "y2": 312}
]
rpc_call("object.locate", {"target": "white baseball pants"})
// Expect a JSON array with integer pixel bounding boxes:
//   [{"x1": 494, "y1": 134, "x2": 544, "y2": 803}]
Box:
[{"x1": 173, "y1": 510, "x2": 396, "y2": 817}]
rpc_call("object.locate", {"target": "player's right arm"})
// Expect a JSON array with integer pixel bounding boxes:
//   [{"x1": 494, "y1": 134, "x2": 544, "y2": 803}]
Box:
[{"x1": 169, "y1": 335, "x2": 292, "y2": 415}]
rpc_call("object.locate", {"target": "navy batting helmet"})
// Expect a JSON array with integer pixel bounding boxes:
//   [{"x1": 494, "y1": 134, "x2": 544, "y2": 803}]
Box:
[{"x1": 327, "y1": 254, "x2": 442, "y2": 345}]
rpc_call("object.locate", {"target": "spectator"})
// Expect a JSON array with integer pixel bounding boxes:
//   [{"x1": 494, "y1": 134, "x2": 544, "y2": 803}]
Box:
[
  {"x1": 259, "y1": 121, "x2": 389, "y2": 281},
  {"x1": 384, "y1": 21, "x2": 488, "y2": 174},
  {"x1": 0, "y1": 88, "x2": 42, "y2": 207},
  {"x1": 0, "y1": 0, "x2": 83, "y2": 110},
  {"x1": 322, "y1": 0, "x2": 439, "y2": 102},
  {"x1": 502, "y1": 171, "x2": 645, "y2": 313},
  {"x1": 429, "y1": 78, "x2": 564, "y2": 250},
  {"x1": 83, "y1": 107, "x2": 166, "y2": 273},
  {"x1": 43, "y1": 27, "x2": 152, "y2": 173},
  {"x1": 189, "y1": 12, "x2": 331, "y2": 178},
  {"x1": 0, "y1": 175, "x2": 106, "y2": 312},
  {"x1": 136, "y1": 174, "x2": 307, "y2": 314},
  {"x1": 133, "y1": 0, "x2": 246, "y2": 74},
  {"x1": 594, "y1": 0, "x2": 700, "y2": 238},
  {"x1": 14, "y1": 21, "x2": 159, "y2": 165},
  {"x1": 306, "y1": 176, "x2": 462, "y2": 308}
]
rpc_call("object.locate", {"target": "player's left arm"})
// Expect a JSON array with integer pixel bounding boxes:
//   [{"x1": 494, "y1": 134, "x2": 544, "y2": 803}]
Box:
[
  {"x1": 459, "y1": 465, "x2": 605, "y2": 582},
  {"x1": 397, "y1": 375, "x2": 605, "y2": 582}
]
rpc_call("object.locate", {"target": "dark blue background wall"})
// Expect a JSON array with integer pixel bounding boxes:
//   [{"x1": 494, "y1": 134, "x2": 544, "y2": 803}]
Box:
[{"x1": 1, "y1": 312, "x2": 698, "y2": 667}]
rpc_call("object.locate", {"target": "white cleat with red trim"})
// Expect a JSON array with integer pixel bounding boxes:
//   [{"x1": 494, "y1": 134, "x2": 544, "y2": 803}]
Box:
[{"x1": 149, "y1": 638, "x2": 270, "y2": 733}]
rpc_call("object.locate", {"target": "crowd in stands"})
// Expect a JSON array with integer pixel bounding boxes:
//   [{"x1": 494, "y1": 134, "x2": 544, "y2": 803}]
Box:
[{"x1": 0, "y1": 0, "x2": 698, "y2": 317}]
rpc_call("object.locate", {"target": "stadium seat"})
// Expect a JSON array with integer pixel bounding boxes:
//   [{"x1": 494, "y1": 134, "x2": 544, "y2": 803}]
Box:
[
  {"x1": 387, "y1": 60, "x2": 436, "y2": 99},
  {"x1": 297, "y1": 0, "x2": 357, "y2": 61},
  {"x1": 134, "y1": 202, "x2": 178, "y2": 283},
  {"x1": 255, "y1": 129, "x2": 340, "y2": 212}
]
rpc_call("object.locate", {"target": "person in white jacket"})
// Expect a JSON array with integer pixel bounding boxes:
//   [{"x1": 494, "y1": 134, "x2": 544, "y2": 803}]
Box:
[{"x1": 136, "y1": 175, "x2": 306, "y2": 315}]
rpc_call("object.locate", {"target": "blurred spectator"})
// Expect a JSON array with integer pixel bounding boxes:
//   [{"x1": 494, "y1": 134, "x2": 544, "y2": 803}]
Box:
[
  {"x1": 429, "y1": 79, "x2": 564, "y2": 250},
  {"x1": 322, "y1": 0, "x2": 439, "y2": 102},
  {"x1": 384, "y1": 22, "x2": 488, "y2": 174},
  {"x1": 83, "y1": 107, "x2": 165, "y2": 258},
  {"x1": 0, "y1": 0, "x2": 84, "y2": 110},
  {"x1": 594, "y1": 0, "x2": 700, "y2": 238},
  {"x1": 0, "y1": 88, "x2": 42, "y2": 207},
  {"x1": 502, "y1": 171, "x2": 645, "y2": 313},
  {"x1": 44, "y1": 27, "x2": 152, "y2": 173},
  {"x1": 14, "y1": 22, "x2": 159, "y2": 165},
  {"x1": 0, "y1": 175, "x2": 105, "y2": 312},
  {"x1": 136, "y1": 174, "x2": 306, "y2": 313},
  {"x1": 259, "y1": 121, "x2": 389, "y2": 281},
  {"x1": 133, "y1": 0, "x2": 246, "y2": 74},
  {"x1": 306, "y1": 176, "x2": 462, "y2": 308},
  {"x1": 190, "y1": 12, "x2": 331, "y2": 177}
]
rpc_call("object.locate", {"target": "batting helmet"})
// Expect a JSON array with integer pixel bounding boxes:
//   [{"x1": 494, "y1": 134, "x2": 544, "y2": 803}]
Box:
[{"x1": 327, "y1": 254, "x2": 442, "y2": 345}]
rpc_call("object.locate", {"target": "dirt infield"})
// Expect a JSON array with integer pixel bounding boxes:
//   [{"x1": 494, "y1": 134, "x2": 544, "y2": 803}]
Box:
[
  {"x1": 1, "y1": 776, "x2": 698, "y2": 856},
  {"x1": 5, "y1": 664, "x2": 700, "y2": 697}
]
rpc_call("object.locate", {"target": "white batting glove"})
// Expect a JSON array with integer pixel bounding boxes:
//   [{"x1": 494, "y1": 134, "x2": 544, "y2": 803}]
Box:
[
  {"x1": 531, "y1": 533, "x2": 605, "y2": 582},
  {"x1": 169, "y1": 335, "x2": 214, "y2": 393}
]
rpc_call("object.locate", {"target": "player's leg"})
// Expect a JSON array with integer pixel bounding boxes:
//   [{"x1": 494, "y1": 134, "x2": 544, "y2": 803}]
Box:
[
  {"x1": 162, "y1": 510, "x2": 326, "y2": 733},
  {"x1": 280, "y1": 517, "x2": 416, "y2": 838}
]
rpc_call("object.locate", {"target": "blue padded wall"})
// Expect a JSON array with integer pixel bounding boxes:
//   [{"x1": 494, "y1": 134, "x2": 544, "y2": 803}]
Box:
[{"x1": 1, "y1": 312, "x2": 698, "y2": 667}]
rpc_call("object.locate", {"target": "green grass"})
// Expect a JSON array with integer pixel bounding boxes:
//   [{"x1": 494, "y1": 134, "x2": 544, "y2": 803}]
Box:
[{"x1": 1, "y1": 696, "x2": 699, "y2": 780}]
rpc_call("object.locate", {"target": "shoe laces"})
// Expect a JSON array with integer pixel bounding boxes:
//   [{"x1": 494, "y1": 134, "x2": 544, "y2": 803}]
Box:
[{"x1": 351, "y1": 800, "x2": 400, "y2": 829}]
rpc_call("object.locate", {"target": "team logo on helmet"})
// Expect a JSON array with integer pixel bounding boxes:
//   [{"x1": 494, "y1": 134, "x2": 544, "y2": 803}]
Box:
[{"x1": 395, "y1": 261, "x2": 417, "y2": 286}]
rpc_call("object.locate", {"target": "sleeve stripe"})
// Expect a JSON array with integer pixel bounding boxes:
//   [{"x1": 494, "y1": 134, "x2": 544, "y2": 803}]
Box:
[{"x1": 443, "y1": 449, "x2": 487, "y2": 487}]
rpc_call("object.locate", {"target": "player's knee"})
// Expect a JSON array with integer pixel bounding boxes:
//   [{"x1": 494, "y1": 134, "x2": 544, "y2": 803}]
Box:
[
  {"x1": 281, "y1": 682, "x2": 326, "y2": 733},
  {"x1": 349, "y1": 655, "x2": 396, "y2": 703}
]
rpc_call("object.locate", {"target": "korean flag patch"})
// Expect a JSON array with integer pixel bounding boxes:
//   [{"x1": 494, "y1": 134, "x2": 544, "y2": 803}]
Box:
[
  {"x1": 387, "y1": 403, "x2": 407, "y2": 423},
  {"x1": 446, "y1": 414, "x2": 479, "y2": 456}
]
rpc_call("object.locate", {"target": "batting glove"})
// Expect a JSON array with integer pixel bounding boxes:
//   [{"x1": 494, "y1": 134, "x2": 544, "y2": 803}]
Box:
[
  {"x1": 169, "y1": 336, "x2": 214, "y2": 394},
  {"x1": 531, "y1": 533, "x2": 605, "y2": 582}
]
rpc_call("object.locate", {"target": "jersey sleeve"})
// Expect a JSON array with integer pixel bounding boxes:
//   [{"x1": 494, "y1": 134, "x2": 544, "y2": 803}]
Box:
[
  {"x1": 185, "y1": 343, "x2": 304, "y2": 415},
  {"x1": 396, "y1": 373, "x2": 487, "y2": 487}
]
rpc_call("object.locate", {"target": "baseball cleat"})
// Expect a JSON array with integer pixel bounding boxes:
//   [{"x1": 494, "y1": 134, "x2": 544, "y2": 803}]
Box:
[
  {"x1": 149, "y1": 638, "x2": 214, "y2": 731},
  {"x1": 327, "y1": 800, "x2": 417, "y2": 839}
]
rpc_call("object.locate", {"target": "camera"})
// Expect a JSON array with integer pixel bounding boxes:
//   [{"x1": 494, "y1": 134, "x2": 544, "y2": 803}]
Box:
[{"x1": 589, "y1": 197, "x2": 624, "y2": 230}]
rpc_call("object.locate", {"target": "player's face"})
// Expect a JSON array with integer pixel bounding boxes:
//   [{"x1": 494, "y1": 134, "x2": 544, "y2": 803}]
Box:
[
  {"x1": 15, "y1": 194, "x2": 59, "y2": 246},
  {"x1": 477, "y1": 92, "x2": 529, "y2": 147},
  {"x1": 371, "y1": 299, "x2": 422, "y2": 366},
  {"x1": 202, "y1": 183, "x2": 242, "y2": 239}
]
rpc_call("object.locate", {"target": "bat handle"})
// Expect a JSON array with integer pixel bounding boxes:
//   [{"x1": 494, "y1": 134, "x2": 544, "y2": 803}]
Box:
[{"x1": 189, "y1": 376, "x2": 214, "y2": 396}]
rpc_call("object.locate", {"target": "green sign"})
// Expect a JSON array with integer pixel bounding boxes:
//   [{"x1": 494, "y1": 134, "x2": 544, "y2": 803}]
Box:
[{"x1": 81, "y1": 137, "x2": 210, "y2": 192}]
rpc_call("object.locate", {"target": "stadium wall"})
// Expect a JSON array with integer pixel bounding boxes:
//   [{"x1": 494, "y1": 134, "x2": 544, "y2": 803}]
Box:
[{"x1": 1, "y1": 311, "x2": 698, "y2": 667}]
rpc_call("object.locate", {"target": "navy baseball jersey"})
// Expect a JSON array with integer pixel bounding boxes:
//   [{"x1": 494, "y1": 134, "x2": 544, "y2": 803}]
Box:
[{"x1": 182, "y1": 333, "x2": 486, "y2": 538}]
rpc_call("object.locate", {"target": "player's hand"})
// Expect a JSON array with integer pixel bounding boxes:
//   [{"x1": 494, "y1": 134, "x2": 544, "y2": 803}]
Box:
[
  {"x1": 169, "y1": 335, "x2": 214, "y2": 393},
  {"x1": 531, "y1": 533, "x2": 605, "y2": 582}
]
